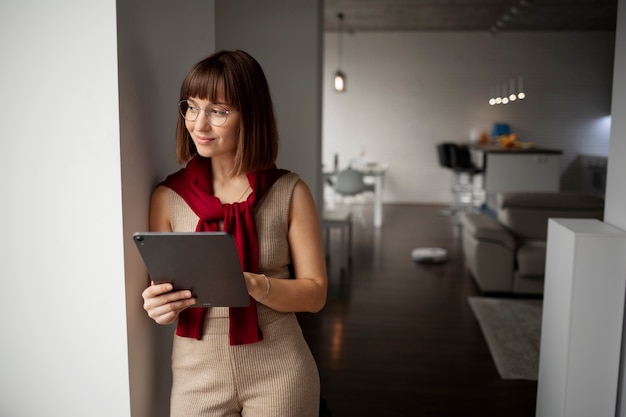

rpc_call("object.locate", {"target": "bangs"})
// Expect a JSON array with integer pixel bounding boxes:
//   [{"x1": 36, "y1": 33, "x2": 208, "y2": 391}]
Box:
[{"x1": 179, "y1": 59, "x2": 237, "y2": 106}]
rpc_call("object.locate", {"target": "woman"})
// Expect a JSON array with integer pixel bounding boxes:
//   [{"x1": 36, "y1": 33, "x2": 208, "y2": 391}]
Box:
[{"x1": 141, "y1": 50, "x2": 327, "y2": 417}]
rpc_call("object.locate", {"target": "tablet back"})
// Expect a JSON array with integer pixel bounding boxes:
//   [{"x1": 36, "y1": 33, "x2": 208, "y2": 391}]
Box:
[{"x1": 133, "y1": 232, "x2": 250, "y2": 308}]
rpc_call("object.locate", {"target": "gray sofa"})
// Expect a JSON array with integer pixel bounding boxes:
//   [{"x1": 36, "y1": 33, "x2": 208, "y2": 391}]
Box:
[{"x1": 461, "y1": 192, "x2": 604, "y2": 295}]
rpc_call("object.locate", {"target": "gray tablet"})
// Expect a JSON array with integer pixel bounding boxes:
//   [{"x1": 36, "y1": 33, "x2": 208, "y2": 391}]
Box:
[{"x1": 133, "y1": 232, "x2": 250, "y2": 308}]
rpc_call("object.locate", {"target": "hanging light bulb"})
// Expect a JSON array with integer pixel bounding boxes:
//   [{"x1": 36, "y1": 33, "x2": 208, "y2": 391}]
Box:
[
  {"x1": 501, "y1": 82, "x2": 509, "y2": 104},
  {"x1": 489, "y1": 86, "x2": 496, "y2": 105},
  {"x1": 334, "y1": 70, "x2": 346, "y2": 92},
  {"x1": 517, "y1": 76, "x2": 526, "y2": 99},
  {"x1": 334, "y1": 13, "x2": 347, "y2": 93},
  {"x1": 495, "y1": 84, "x2": 502, "y2": 105},
  {"x1": 509, "y1": 78, "x2": 517, "y2": 101}
]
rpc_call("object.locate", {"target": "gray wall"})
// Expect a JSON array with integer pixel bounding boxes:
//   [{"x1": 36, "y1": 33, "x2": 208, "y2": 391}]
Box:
[
  {"x1": 117, "y1": 1, "x2": 216, "y2": 416},
  {"x1": 323, "y1": 31, "x2": 615, "y2": 204},
  {"x1": 118, "y1": 1, "x2": 323, "y2": 416},
  {"x1": 216, "y1": 0, "x2": 324, "y2": 207}
]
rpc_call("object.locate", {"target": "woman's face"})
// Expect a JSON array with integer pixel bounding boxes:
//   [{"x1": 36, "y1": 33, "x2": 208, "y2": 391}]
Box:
[{"x1": 184, "y1": 94, "x2": 240, "y2": 161}]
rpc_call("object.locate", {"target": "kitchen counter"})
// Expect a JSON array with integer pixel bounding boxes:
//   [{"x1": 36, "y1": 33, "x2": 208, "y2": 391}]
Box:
[{"x1": 470, "y1": 144, "x2": 563, "y2": 209}]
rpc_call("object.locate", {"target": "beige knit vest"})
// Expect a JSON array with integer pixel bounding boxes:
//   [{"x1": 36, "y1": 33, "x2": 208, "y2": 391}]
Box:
[{"x1": 168, "y1": 172, "x2": 300, "y2": 280}]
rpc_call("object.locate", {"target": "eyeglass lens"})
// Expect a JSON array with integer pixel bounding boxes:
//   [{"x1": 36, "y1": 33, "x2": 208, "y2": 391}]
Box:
[{"x1": 178, "y1": 100, "x2": 232, "y2": 126}]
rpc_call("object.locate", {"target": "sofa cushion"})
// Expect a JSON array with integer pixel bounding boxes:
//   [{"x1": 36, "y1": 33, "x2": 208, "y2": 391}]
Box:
[
  {"x1": 516, "y1": 241, "x2": 546, "y2": 276},
  {"x1": 497, "y1": 192, "x2": 604, "y2": 239},
  {"x1": 461, "y1": 213, "x2": 516, "y2": 249},
  {"x1": 462, "y1": 227, "x2": 515, "y2": 293}
]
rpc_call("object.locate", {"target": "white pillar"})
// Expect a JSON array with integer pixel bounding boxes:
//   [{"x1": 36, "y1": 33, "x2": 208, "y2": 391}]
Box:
[{"x1": 536, "y1": 218, "x2": 626, "y2": 417}]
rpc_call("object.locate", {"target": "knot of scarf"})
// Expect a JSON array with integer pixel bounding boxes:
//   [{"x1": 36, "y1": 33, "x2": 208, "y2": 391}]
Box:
[{"x1": 160, "y1": 155, "x2": 287, "y2": 345}]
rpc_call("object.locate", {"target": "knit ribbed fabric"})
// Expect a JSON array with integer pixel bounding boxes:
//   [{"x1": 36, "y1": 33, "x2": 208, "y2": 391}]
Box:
[{"x1": 167, "y1": 172, "x2": 320, "y2": 417}]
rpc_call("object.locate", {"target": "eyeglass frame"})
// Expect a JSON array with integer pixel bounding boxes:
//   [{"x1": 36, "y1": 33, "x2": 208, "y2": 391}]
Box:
[{"x1": 178, "y1": 99, "x2": 239, "y2": 126}]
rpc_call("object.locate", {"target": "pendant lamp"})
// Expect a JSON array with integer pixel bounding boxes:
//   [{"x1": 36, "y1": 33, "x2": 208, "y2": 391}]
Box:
[
  {"x1": 488, "y1": 77, "x2": 527, "y2": 105},
  {"x1": 334, "y1": 13, "x2": 346, "y2": 92}
]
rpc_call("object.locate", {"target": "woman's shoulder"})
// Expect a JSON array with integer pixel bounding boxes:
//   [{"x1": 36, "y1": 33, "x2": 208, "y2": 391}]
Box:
[
  {"x1": 264, "y1": 171, "x2": 300, "y2": 200},
  {"x1": 277, "y1": 171, "x2": 300, "y2": 187}
]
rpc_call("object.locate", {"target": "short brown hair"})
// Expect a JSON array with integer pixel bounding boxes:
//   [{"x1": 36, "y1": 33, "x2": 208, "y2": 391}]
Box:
[{"x1": 175, "y1": 50, "x2": 279, "y2": 174}]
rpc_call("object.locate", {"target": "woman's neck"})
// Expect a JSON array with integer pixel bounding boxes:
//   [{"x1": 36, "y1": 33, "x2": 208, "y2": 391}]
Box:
[
  {"x1": 209, "y1": 154, "x2": 240, "y2": 182},
  {"x1": 209, "y1": 158, "x2": 250, "y2": 203}
]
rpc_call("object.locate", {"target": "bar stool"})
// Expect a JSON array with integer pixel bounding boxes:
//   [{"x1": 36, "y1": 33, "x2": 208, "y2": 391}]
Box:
[{"x1": 437, "y1": 142, "x2": 482, "y2": 214}]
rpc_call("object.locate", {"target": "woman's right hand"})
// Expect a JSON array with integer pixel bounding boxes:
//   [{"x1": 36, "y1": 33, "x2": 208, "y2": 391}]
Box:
[{"x1": 142, "y1": 282, "x2": 197, "y2": 325}]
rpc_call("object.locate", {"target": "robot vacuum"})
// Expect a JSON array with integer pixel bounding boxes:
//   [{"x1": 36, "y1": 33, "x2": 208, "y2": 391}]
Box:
[{"x1": 411, "y1": 247, "x2": 448, "y2": 264}]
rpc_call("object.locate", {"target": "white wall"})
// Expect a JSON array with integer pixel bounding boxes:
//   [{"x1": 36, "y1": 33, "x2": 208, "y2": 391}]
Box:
[
  {"x1": 0, "y1": 1, "x2": 130, "y2": 416},
  {"x1": 323, "y1": 31, "x2": 615, "y2": 204},
  {"x1": 607, "y1": 0, "x2": 626, "y2": 414},
  {"x1": 606, "y1": 2, "x2": 626, "y2": 234},
  {"x1": 116, "y1": 1, "x2": 215, "y2": 416},
  {"x1": 215, "y1": 0, "x2": 324, "y2": 207}
]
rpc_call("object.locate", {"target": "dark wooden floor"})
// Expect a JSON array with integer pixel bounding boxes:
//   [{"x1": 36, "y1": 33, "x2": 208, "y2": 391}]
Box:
[{"x1": 297, "y1": 204, "x2": 537, "y2": 417}]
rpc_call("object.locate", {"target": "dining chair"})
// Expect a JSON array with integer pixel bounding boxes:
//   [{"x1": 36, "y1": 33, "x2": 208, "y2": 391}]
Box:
[
  {"x1": 334, "y1": 168, "x2": 372, "y2": 195},
  {"x1": 331, "y1": 168, "x2": 374, "y2": 224}
]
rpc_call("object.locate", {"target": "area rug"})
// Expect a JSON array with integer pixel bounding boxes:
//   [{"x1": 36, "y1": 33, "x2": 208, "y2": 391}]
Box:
[{"x1": 468, "y1": 296, "x2": 543, "y2": 380}]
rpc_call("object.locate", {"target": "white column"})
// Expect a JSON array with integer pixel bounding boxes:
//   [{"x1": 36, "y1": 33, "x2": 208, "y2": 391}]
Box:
[{"x1": 536, "y1": 219, "x2": 626, "y2": 417}]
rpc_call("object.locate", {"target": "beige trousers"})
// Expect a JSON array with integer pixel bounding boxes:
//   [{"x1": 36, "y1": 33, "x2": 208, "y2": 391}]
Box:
[{"x1": 170, "y1": 306, "x2": 320, "y2": 417}]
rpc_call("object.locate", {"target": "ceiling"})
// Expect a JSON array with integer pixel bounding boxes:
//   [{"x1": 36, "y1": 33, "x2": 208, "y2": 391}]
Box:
[{"x1": 324, "y1": 0, "x2": 618, "y2": 33}]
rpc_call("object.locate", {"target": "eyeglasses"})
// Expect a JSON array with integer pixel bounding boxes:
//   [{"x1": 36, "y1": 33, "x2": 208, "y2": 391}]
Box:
[{"x1": 178, "y1": 99, "x2": 239, "y2": 126}]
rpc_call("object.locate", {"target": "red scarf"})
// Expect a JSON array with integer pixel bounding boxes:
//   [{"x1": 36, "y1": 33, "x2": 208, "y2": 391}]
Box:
[{"x1": 160, "y1": 155, "x2": 287, "y2": 345}]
